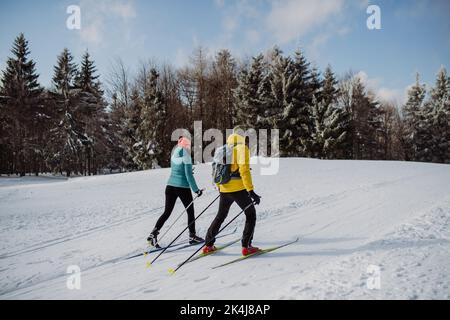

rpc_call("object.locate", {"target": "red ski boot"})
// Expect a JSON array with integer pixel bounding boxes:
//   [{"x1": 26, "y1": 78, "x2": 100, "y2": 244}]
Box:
[
  {"x1": 242, "y1": 246, "x2": 261, "y2": 256},
  {"x1": 202, "y1": 245, "x2": 217, "y2": 254}
]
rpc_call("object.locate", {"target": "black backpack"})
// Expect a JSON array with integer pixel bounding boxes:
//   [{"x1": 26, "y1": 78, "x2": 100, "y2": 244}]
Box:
[{"x1": 212, "y1": 144, "x2": 240, "y2": 185}]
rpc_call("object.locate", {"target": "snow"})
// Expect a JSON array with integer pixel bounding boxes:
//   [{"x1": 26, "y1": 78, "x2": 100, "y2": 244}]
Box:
[{"x1": 0, "y1": 158, "x2": 449, "y2": 300}]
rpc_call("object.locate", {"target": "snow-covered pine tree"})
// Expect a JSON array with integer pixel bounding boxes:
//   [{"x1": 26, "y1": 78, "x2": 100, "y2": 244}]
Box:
[
  {"x1": 427, "y1": 67, "x2": 450, "y2": 163},
  {"x1": 265, "y1": 48, "x2": 312, "y2": 157},
  {"x1": 304, "y1": 66, "x2": 349, "y2": 159},
  {"x1": 321, "y1": 66, "x2": 339, "y2": 107},
  {"x1": 53, "y1": 49, "x2": 78, "y2": 98},
  {"x1": 262, "y1": 48, "x2": 321, "y2": 157},
  {"x1": 347, "y1": 76, "x2": 383, "y2": 160},
  {"x1": 306, "y1": 67, "x2": 322, "y2": 105},
  {"x1": 121, "y1": 90, "x2": 142, "y2": 170},
  {"x1": 75, "y1": 51, "x2": 108, "y2": 175},
  {"x1": 234, "y1": 54, "x2": 267, "y2": 131},
  {"x1": 402, "y1": 73, "x2": 427, "y2": 161},
  {"x1": 134, "y1": 68, "x2": 166, "y2": 170},
  {"x1": 75, "y1": 51, "x2": 100, "y2": 94},
  {"x1": 0, "y1": 33, "x2": 43, "y2": 176},
  {"x1": 265, "y1": 49, "x2": 292, "y2": 156},
  {"x1": 365, "y1": 92, "x2": 384, "y2": 159},
  {"x1": 49, "y1": 48, "x2": 89, "y2": 176},
  {"x1": 285, "y1": 50, "x2": 314, "y2": 156}
]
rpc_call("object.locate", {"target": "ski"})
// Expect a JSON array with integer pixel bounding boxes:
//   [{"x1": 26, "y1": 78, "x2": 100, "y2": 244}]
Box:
[
  {"x1": 168, "y1": 202, "x2": 256, "y2": 274},
  {"x1": 126, "y1": 227, "x2": 237, "y2": 260},
  {"x1": 186, "y1": 238, "x2": 241, "y2": 263},
  {"x1": 168, "y1": 238, "x2": 240, "y2": 274},
  {"x1": 211, "y1": 237, "x2": 300, "y2": 269}
]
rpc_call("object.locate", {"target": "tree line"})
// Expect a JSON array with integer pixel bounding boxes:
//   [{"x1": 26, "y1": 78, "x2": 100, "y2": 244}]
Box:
[{"x1": 0, "y1": 33, "x2": 449, "y2": 176}]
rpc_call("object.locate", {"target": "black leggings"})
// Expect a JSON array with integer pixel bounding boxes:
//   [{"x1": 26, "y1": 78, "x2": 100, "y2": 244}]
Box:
[
  {"x1": 205, "y1": 190, "x2": 256, "y2": 248},
  {"x1": 154, "y1": 185, "x2": 196, "y2": 235}
]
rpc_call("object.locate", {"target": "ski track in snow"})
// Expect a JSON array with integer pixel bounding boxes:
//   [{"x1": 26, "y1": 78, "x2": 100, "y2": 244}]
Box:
[
  {"x1": 0, "y1": 159, "x2": 449, "y2": 299},
  {"x1": 277, "y1": 203, "x2": 450, "y2": 300}
]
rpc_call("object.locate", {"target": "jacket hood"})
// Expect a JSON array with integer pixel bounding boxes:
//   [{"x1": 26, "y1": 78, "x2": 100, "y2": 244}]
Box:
[{"x1": 227, "y1": 133, "x2": 245, "y2": 146}]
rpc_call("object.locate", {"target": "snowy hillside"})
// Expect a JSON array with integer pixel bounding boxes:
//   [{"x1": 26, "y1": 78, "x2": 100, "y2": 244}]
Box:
[{"x1": 1, "y1": 158, "x2": 449, "y2": 300}]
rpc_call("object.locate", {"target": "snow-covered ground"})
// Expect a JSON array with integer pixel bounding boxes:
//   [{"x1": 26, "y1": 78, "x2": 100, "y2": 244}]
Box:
[{"x1": 0, "y1": 158, "x2": 449, "y2": 300}]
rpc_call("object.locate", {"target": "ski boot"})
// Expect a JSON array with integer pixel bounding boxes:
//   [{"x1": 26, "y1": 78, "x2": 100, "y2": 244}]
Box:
[
  {"x1": 189, "y1": 234, "x2": 205, "y2": 245},
  {"x1": 202, "y1": 245, "x2": 217, "y2": 254},
  {"x1": 147, "y1": 228, "x2": 161, "y2": 248},
  {"x1": 242, "y1": 245, "x2": 261, "y2": 256}
]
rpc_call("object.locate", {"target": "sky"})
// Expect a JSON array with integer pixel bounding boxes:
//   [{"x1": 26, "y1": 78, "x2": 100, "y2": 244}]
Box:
[{"x1": 0, "y1": 0, "x2": 449, "y2": 104}]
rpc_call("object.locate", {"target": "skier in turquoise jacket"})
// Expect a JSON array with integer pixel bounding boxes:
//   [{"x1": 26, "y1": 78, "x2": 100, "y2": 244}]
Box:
[{"x1": 147, "y1": 137, "x2": 204, "y2": 247}]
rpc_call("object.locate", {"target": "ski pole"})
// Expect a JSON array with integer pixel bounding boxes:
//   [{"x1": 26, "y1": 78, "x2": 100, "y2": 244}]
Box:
[
  {"x1": 149, "y1": 194, "x2": 220, "y2": 266},
  {"x1": 170, "y1": 200, "x2": 256, "y2": 274},
  {"x1": 155, "y1": 189, "x2": 205, "y2": 247}
]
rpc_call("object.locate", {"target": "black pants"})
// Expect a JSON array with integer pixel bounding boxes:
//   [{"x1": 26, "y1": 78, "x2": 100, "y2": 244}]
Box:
[
  {"x1": 154, "y1": 185, "x2": 196, "y2": 236},
  {"x1": 205, "y1": 190, "x2": 256, "y2": 248}
]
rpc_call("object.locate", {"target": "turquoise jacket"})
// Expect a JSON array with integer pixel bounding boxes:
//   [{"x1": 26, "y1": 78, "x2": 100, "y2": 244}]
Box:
[{"x1": 167, "y1": 146, "x2": 199, "y2": 192}]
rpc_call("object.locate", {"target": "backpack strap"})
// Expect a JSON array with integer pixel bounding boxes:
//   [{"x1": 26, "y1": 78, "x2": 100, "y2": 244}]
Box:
[{"x1": 228, "y1": 142, "x2": 241, "y2": 179}]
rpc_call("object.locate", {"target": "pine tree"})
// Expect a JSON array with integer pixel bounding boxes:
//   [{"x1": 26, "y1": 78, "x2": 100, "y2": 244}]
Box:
[
  {"x1": 75, "y1": 51, "x2": 100, "y2": 93},
  {"x1": 308, "y1": 67, "x2": 323, "y2": 103},
  {"x1": 234, "y1": 54, "x2": 267, "y2": 130},
  {"x1": 0, "y1": 90, "x2": 11, "y2": 174},
  {"x1": 260, "y1": 48, "x2": 317, "y2": 157},
  {"x1": 346, "y1": 76, "x2": 383, "y2": 160},
  {"x1": 49, "y1": 48, "x2": 88, "y2": 176},
  {"x1": 428, "y1": 67, "x2": 450, "y2": 163},
  {"x1": 365, "y1": 92, "x2": 384, "y2": 159},
  {"x1": 306, "y1": 96, "x2": 349, "y2": 159},
  {"x1": 264, "y1": 49, "x2": 298, "y2": 156},
  {"x1": 53, "y1": 49, "x2": 77, "y2": 96},
  {"x1": 0, "y1": 33, "x2": 43, "y2": 176},
  {"x1": 265, "y1": 49, "x2": 292, "y2": 156},
  {"x1": 121, "y1": 90, "x2": 142, "y2": 170},
  {"x1": 75, "y1": 51, "x2": 108, "y2": 175},
  {"x1": 134, "y1": 68, "x2": 167, "y2": 169},
  {"x1": 285, "y1": 50, "x2": 314, "y2": 156},
  {"x1": 321, "y1": 66, "x2": 339, "y2": 107},
  {"x1": 304, "y1": 66, "x2": 349, "y2": 159},
  {"x1": 402, "y1": 73, "x2": 427, "y2": 161}
]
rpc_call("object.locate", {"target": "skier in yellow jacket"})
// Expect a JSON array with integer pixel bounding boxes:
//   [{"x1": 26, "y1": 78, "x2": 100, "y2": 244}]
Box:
[{"x1": 203, "y1": 130, "x2": 262, "y2": 256}]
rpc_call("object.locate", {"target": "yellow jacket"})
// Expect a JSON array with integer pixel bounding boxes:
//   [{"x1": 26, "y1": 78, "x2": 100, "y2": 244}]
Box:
[{"x1": 219, "y1": 133, "x2": 254, "y2": 193}]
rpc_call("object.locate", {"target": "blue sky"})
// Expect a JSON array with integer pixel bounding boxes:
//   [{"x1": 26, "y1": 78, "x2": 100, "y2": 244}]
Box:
[{"x1": 1, "y1": 0, "x2": 449, "y2": 104}]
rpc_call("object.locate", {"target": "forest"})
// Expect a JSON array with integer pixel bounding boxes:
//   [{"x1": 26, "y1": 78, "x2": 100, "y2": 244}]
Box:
[{"x1": 0, "y1": 33, "x2": 449, "y2": 176}]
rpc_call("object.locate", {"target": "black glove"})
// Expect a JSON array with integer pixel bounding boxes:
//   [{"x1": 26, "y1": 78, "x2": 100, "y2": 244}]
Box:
[
  {"x1": 195, "y1": 189, "x2": 203, "y2": 197},
  {"x1": 248, "y1": 190, "x2": 261, "y2": 205}
]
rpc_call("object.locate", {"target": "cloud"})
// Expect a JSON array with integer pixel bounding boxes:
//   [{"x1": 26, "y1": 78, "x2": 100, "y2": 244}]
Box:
[
  {"x1": 110, "y1": 1, "x2": 137, "y2": 19},
  {"x1": 214, "y1": 0, "x2": 225, "y2": 8},
  {"x1": 307, "y1": 32, "x2": 331, "y2": 62},
  {"x1": 356, "y1": 71, "x2": 407, "y2": 104},
  {"x1": 213, "y1": 0, "x2": 263, "y2": 49},
  {"x1": 80, "y1": 19, "x2": 102, "y2": 45},
  {"x1": 174, "y1": 48, "x2": 189, "y2": 68},
  {"x1": 377, "y1": 88, "x2": 406, "y2": 104},
  {"x1": 266, "y1": 0, "x2": 345, "y2": 44},
  {"x1": 245, "y1": 29, "x2": 261, "y2": 45},
  {"x1": 213, "y1": 0, "x2": 360, "y2": 57},
  {"x1": 356, "y1": 71, "x2": 380, "y2": 89},
  {"x1": 78, "y1": 0, "x2": 137, "y2": 46}
]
